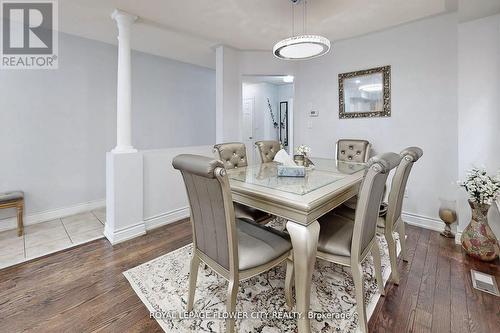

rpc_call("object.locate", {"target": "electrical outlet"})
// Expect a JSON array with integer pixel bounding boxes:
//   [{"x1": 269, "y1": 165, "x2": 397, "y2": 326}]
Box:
[{"x1": 404, "y1": 188, "x2": 409, "y2": 198}]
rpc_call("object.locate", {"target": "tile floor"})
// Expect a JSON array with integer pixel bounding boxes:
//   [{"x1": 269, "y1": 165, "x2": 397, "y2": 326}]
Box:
[{"x1": 0, "y1": 207, "x2": 106, "y2": 270}]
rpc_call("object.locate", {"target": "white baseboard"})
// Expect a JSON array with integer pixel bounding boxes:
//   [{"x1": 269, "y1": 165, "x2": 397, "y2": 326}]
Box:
[
  {"x1": 0, "y1": 199, "x2": 105, "y2": 233},
  {"x1": 402, "y1": 211, "x2": 445, "y2": 233},
  {"x1": 103, "y1": 207, "x2": 189, "y2": 245},
  {"x1": 144, "y1": 207, "x2": 190, "y2": 231},
  {"x1": 104, "y1": 222, "x2": 146, "y2": 245}
]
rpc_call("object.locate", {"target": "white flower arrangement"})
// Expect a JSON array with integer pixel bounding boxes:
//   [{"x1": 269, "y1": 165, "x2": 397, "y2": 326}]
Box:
[
  {"x1": 459, "y1": 168, "x2": 500, "y2": 205},
  {"x1": 296, "y1": 144, "x2": 311, "y2": 156}
]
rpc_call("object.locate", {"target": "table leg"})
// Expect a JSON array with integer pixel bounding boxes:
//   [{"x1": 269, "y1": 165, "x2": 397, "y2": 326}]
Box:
[{"x1": 286, "y1": 220, "x2": 320, "y2": 333}]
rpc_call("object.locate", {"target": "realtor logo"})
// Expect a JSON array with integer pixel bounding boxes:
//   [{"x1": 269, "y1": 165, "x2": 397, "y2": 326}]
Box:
[{"x1": 1, "y1": 0, "x2": 58, "y2": 69}]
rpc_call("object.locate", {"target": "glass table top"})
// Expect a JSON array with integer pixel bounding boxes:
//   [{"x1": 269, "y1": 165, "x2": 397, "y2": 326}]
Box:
[{"x1": 227, "y1": 158, "x2": 366, "y2": 195}]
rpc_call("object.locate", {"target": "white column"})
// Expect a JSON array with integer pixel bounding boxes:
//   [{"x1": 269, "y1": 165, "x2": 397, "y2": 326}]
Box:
[
  {"x1": 105, "y1": 152, "x2": 145, "y2": 244},
  {"x1": 111, "y1": 9, "x2": 137, "y2": 153},
  {"x1": 215, "y1": 46, "x2": 224, "y2": 143},
  {"x1": 105, "y1": 9, "x2": 145, "y2": 245}
]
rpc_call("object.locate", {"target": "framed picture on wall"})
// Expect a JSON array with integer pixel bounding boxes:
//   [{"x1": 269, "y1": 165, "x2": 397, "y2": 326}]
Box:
[
  {"x1": 279, "y1": 101, "x2": 288, "y2": 147},
  {"x1": 338, "y1": 65, "x2": 391, "y2": 119}
]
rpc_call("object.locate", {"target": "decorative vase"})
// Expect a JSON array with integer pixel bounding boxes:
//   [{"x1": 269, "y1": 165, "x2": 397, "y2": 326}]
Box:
[
  {"x1": 461, "y1": 200, "x2": 500, "y2": 261},
  {"x1": 438, "y1": 198, "x2": 457, "y2": 238},
  {"x1": 303, "y1": 153, "x2": 310, "y2": 167},
  {"x1": 294, "y1": 154, "x2": 305, "y2": 166}
]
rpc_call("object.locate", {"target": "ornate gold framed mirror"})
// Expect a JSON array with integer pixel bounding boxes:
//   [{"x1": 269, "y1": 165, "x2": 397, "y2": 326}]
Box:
[{"x1": 339, "y1": 65, "x2": 391, "y2": 119}]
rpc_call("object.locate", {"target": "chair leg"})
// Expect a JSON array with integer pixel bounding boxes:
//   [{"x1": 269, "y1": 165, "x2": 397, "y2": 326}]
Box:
[
  {"x1": 371, "y1": 241, "x2": 385, "y2": 296},
  {"x1": 187, "y1": 255, "x2": 200, "y2": 311},
  {"x1": 386, "y1": 231, "x2": 400, "y2": 285},
  {"x1": 285, "y1": 257, "x2": 294, "y2": 309},
  {"x1": 351, "y1": 262, "x2": 368, "y2": 333},
  {"x1": 16, "y1": 202, "x2": 24, "y2": 237},
  {"x1": 226, "y1": 278, "x2": 238, "y2": 333},
  {"x1": 398, "y1": 220, "x2": 408, "y2": 262}
]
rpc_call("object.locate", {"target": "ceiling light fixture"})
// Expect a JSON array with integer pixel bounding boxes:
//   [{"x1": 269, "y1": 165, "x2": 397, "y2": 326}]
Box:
[
  {"x1": 273, "y1": 0, "x2": 330, "y2": 60},
  {"x1": 283, "y1": 75, "x2": 294, "y2": 83}
]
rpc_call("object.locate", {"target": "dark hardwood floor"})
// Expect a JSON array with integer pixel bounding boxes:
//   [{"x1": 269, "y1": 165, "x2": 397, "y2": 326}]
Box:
[{"x1": 0, "y1": 220, "x2": 498, "y2": 332}]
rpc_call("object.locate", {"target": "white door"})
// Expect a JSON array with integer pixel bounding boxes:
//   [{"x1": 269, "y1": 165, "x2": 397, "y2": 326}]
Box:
[{"x1": 242, "y1": 98, "x2": 256, "y2": 165}]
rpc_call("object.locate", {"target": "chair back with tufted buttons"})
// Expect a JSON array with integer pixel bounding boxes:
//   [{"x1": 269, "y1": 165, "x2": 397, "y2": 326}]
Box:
[
  {"x1": 255, "y1": 140, "x2": 281, "y2": 163},
  {"x1": 213, "y1": 142, "x2": 248, "y2": 170},
  {"x1": 336, "y1": 139, "x2": 371, "y2": 163}
]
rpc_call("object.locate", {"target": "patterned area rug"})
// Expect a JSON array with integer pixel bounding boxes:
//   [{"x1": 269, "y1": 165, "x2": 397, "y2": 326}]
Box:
[{"x1": 124, "y1": 218, "x2": 399, "y2": 332}]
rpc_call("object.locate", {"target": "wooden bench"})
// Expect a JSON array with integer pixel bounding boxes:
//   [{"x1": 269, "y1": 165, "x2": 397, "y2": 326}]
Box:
[{"x1": 0, "y1": 191, "x2": 24, "y2": 236}]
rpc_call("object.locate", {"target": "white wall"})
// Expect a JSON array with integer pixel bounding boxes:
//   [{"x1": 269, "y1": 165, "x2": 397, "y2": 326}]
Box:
[
  {"x1": 142, "y1": 146, "x2": 213, "y2": 230},
  {"x1": 216, "y1": 14, "x2": 460, "y2": 228},
  {"x1": 216, "y1": 47, "x2": 296, "y2": 143},
  {"x1": 132, "y1": 52, "x2": 215, "y2": 150},
  {"x1": 0, "y1": 32, "x2": 215, "y2": 224},
  {"x1": 242, "y1": 83, "x2": 280, "y2": 142},
  {"x1": 458, "y1": 14, "x2": 500, "y2": 237},
  {"x1": 293, "y1": 13, "x2": 458, "y2": 223},
  {"x1": 278, "y1": 84, "x2": 294, "y2": 103},
  {"x1": 216, "y1": 46, "x2": 240, "y2": 143}
]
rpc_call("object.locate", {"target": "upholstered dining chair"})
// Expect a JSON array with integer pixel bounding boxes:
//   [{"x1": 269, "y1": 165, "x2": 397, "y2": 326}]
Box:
[
  {"x1": 213, "y1": 142, "x2": 273, "y2": 225},
  {"x1": 173, "y1": 154, "x2": 294, "y2": 333},
  {"x1": 336, "y1": 139, "x2": 371, "y2": 210},
  {"x1": 377, "y1": 147, "x2": 423, "y2": 284},
  {"x1": 255, "y1": 140, "x2": 281, "y2": 163},
  {"x1": 288, "y1": 152, "x2": 401, "y2": 333},
  {"x1": 334, "y1": 147, "x2": 423, "y2": 285},
  {"x1": 336, "y1": 139, "x2": 371, "y2": 163}
]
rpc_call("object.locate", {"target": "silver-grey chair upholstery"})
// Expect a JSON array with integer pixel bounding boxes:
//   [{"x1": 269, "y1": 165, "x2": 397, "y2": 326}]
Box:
[
  {"x1": 255, "y1": 140, "x2": 281, "y2": 163},
  {"x1": 213, "y1": 142, "x2": 248, "y2": 169},
  {"x1": 336, "y1": 139, "x2": 371, "y2": 210},
  {"x1": 332, "y1": 205, "x2": 386, "y2": 228},
  {"x1": 317, "y1": 216, "x2": 353, "y2": 257},
  {"x1": 233, "y1": 204, "x2": 270, "y2": 224},
  {"x1": 213, "y1": 143, "x2": 272, "y2": 224},
  {"x1": 173, "y1": 154, "x2": 293, "y2": 333},
  {"x1": 336, "y1": 139, "x2": 371, "y2": 163},
  {"x1": 333, "y1": 147, "x2": 423, "y2": 286},
  {"x1": 237, "y1": 221, "x2": 291, "y2": 270},
  {"x1": 379, "y1": 146, "x2": 423, "y2": 284},
  {"x1": 312, "y1": 152, "x2": 401, "y2": 333}
]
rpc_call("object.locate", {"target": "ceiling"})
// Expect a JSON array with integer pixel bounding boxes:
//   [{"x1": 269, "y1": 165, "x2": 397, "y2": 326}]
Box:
[
  {"x1": 58, "y1": 0, "x2": 461, "y2": 68},
  {"x1": 459, "y1": 0, "x2": 500, "y2": 22}
]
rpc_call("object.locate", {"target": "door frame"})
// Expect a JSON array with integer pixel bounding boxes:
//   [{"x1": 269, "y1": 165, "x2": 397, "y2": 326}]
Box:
[
  {"x1": 242, "y1": 97, "x2": 256, "y2": 165},
  {"x1": 240, "y1": 75, "x2": 295, "y2": 159}
]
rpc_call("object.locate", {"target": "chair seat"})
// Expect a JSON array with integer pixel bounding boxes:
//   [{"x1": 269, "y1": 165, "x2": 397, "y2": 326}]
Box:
[
  {"x1": 0, "y1": 191, "x2": 23, "y2": 203},
  {"x1": 334, "y1": 205, "x2": 386, "y2": 228},
  {"x1": 334, "y1": 205, "x2": 356, "y2": 220},
  {"x1": 343, "y1": 196, "x2": 358, "y2": 210},
  {"x1": 234, "y1": 202, "x2": 270, "y2": 223},
  {"x1": 237, "y1": 219, "x2": 291, "y2": 271},
  {"x1": 317, "y1": 213, "x2": 354, "y2": 257}
]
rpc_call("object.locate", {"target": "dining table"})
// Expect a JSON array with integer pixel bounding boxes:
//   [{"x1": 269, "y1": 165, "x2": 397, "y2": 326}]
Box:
[{"x1": 227, "y1": 157, "x2": 366, "y2": 333}]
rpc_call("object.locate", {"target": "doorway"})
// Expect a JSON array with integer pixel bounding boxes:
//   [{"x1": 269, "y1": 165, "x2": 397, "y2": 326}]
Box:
[{"x1": 241, "y1": 75, "x2": 294, "y2": 165}]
